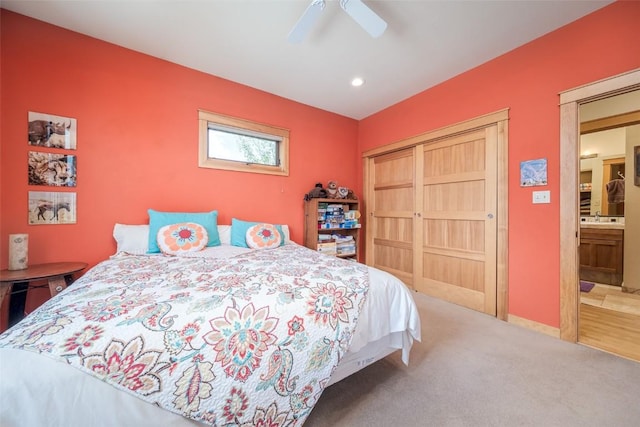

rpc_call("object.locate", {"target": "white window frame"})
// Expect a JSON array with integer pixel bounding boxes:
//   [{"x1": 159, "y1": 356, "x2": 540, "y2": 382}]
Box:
[{"x1": 198, "y1": 110, "x2": 289, "y2": 176}]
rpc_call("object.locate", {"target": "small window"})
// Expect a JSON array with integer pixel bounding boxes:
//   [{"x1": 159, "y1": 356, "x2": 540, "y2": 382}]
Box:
[{"x1": 198, "y1": 110, "x2": 289, "y2": 176}]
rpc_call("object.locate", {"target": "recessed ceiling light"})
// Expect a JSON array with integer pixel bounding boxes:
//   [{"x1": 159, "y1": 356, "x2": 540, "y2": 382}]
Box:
[{"x1": 351, "y1": 77, "x2": 365, "y2": 87}]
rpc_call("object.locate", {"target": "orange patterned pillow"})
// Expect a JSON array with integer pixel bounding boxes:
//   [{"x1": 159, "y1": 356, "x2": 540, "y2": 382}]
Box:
[
  {"x1": 157, "y1": 222, "x2": 208, "y2": 255},
  {"x1": 246, "y1": 223, "x2": 282, "y2": 250}
]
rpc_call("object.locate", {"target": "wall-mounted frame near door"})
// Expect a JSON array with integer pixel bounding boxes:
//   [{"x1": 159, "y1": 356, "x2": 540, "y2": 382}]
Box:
[{"x1": 558, "y1": 68, "x2": 640, "y2": 342}]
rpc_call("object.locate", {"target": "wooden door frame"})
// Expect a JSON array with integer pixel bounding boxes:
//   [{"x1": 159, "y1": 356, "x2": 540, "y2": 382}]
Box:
[
  {"x1": 558, "y1": 68, "x2": 640, "y2": 342},
  {"x1": 363, "y1": 109, "x2": 509, "y2": 320}
]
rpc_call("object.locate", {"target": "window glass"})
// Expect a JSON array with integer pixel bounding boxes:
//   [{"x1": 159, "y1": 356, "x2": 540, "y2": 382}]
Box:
[
  {"x1": 207, "y1": 126, "x2": 279, "y2": 166},
  {"x1": 198, "y1": 110, "x2": 289, "y2": 176}
]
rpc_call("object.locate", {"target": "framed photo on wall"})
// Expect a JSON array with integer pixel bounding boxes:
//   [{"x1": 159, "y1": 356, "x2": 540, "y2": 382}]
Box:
[
  {"x1": 28, "y1": 111, "x2": 77, "y2": 150},
  {"x1": 520, "y1": 158, "x2": 548, "y2": 187},
  {"x1": 28, "y1": 151, "x2": 77, "y2": 187},
  {"x1": 28, "y1": 191, "x2": 77, "y2": 225}
]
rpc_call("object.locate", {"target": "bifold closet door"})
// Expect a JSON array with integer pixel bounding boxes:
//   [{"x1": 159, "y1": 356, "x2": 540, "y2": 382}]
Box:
[
  {"x1": 365, "y1": 148, "x2": 415, "y2": 288},
  {"x1": 415, "y1": 127, "x2": 498, "y2": 315}
]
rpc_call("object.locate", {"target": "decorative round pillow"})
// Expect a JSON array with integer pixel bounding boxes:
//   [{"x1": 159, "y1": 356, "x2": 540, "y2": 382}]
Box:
[
  {"x1": 246, "y1": 223, "x2": 282, "y2": 250},
  {"x1": 157, "y1": 222, "x2": 208, "y2": 255}
]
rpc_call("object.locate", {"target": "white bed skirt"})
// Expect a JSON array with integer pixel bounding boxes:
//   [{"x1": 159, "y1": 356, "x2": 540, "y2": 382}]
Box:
[{"x1": 327, "y1": 330, "x2": 411, "y2": 386}]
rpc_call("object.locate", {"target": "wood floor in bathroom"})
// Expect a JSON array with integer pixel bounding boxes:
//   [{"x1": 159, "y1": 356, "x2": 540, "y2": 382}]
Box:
[{"x1": 579, "y1": 283, "x2": 640, "y2": 362}]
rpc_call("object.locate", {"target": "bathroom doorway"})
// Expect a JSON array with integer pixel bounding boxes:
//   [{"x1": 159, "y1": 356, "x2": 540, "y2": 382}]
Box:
[
  {"x1": 559, "y1": 69, "x2": 640, "y2": 362},
  {"x1": 577, "y1": 93, "x2": 640, "y2": 360}
]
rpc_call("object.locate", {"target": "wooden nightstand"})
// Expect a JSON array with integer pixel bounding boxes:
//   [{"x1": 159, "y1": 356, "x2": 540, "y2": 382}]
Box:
[{"x1": 0, "y1": 262, "x2": 87, "y2": 327}]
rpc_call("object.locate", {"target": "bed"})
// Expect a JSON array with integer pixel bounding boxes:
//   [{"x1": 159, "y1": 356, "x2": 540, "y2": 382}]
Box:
[{"x1": 0, "y1": 220, "x2": 420, "y2": 426}]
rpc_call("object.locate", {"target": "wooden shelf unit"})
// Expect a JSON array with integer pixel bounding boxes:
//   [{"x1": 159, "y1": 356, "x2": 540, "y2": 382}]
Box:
[
  {"x1": 580, "y1": 189, "x2": 592, "y2": 215},
  {"x1": 579, "y1": 170, "x2": 592, "y2": 216},
  {"x1": 304, "y1": 198, "x2": 361, "y2": 260}
]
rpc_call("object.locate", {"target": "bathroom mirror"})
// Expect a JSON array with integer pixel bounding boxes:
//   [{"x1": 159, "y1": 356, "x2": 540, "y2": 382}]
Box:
[
  {"x1": 579, "y1": 110, "x2": 639, "y2": 217},
  {"x1": 600, "y1": 157, "x2": 625, "y2": 216}
]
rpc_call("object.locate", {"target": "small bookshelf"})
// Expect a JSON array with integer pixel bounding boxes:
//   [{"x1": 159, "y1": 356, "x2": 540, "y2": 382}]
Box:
[{"x1": 304, "y1": 198, "x2": 361, "y2": 260}]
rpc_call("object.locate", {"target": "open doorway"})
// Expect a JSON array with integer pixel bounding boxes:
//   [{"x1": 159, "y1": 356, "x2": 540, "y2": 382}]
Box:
[
  {"x1": 578, "y1": 93, "x2": 640, "y2": 360},
  {"x1": 559, "y1": 69, "x2": 640, "y2": 361}
]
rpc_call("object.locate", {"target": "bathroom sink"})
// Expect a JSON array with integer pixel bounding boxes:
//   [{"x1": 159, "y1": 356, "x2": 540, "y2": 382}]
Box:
[
  {"x1": 580, "y1": 216, "x2": 624, "y2": 224},
  {"x1": 580, "y1": 222, "x2": 624, "y2": 229}
]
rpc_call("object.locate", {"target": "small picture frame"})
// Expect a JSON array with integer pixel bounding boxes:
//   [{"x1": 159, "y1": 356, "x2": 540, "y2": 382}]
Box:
[
  {"x1": 28, "y1": 111, "x2": 77, "y2": 150},
  {"x1": 28, "y1": 191, "x2": 77, "y2": 225},
  {"x1": 520, "y1": 158, "x2": 548, "y2": 187}
]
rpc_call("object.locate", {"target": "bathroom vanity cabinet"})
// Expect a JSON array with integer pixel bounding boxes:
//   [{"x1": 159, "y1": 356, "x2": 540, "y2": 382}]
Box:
[{"x1": 579, "y1": 226, "x2": 624, "y2": 286}]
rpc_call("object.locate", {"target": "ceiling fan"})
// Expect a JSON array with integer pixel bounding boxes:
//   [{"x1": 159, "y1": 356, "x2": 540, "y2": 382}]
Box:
[{"x1": 288, "y1": 0, "x2": 387, "y2": 43}]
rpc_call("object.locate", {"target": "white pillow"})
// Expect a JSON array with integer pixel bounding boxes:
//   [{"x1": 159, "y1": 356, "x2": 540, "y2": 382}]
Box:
[
  {"x1": 113, "y1": 224, "x2": 149, "y2": 254},
  {"x1": 218, "y1": 225, "x2": 232, "y2": 245}
]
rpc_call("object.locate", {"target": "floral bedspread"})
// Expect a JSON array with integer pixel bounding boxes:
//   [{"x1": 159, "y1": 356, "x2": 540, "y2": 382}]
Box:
[{"x1": 0, "y1": 245, "x2": 369, "y2": 426}]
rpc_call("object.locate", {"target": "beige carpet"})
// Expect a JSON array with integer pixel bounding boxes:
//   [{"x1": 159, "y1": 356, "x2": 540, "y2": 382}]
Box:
[{"x1": 305, "y1": 292, "x2": 640, "y2": 427}]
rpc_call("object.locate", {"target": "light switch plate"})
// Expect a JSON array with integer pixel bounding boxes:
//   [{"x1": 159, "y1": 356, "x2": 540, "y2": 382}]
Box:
[{"x1": 533, "y1": 190, "x2": 550, "y2": 204}]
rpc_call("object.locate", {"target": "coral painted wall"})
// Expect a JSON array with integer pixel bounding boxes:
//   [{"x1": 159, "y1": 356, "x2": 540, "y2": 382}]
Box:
[
  {"x1": 358, "y1": 1, "x2": 640, "y2": 328},
  {"x1": 1, "y1": 2, "x2": 639, "y2": 332},
  {"x1": 0, "y1": 11, "x2": 359, "y2": 326}
]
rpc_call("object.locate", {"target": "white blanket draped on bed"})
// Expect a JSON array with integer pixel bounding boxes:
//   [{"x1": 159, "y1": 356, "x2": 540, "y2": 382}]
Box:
[{"x1": 0, "y1": 245, "x2": 370, "y2": 426}]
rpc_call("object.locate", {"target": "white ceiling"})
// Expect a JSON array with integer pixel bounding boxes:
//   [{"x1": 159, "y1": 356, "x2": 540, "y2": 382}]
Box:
[{"x1": 1, "y1": 0, "x2": 613, "y2": 119}]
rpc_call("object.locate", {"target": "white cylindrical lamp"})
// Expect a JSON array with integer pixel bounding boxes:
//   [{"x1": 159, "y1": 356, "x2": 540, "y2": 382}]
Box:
[{"x1": 8, "y1": 234, "x2": 29, "y2": 270}]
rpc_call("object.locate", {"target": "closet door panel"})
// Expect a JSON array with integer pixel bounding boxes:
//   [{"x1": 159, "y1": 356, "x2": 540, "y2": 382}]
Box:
[
  {"x1": 366, "y1": 148, "x2": 415, "y2": 287},
  {"x1": 416, "y1": 128, "x2": 497, "y2": 315}
]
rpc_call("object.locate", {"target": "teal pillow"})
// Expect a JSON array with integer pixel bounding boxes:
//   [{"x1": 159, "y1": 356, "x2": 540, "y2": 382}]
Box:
[
  {"x1": 231, "y1": 218, "x2": 285, "y2": 248},
  {"x1": 147, "y1": 209, "x2": 220, "y2": 253}
]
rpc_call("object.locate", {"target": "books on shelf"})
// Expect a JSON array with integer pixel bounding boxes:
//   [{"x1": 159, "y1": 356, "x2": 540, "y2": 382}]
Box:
[
  {"x1": 317, "y1": 203, "x2": 360, "y2": 230},
  {"x1": 307, "y1": 198, "x2": 360, "y2": 259},
  {"x1": 336, "y1": 243, "x2": 356, "y2": 256},
  {"x1": 331, "y1": 233, "x2": 353, "y2": 243},
  {"x1": 316, "y1": 233, "x2": 355, "y2": 257}
]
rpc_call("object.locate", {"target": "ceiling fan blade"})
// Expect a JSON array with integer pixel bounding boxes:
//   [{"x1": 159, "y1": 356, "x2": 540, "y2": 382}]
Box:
[
  {"x1": 340, "y1": 0, "x2": 387, "y2": 38},
  {"x1": 287, "y1": 0, "x2": 326, "y2": 44}
]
